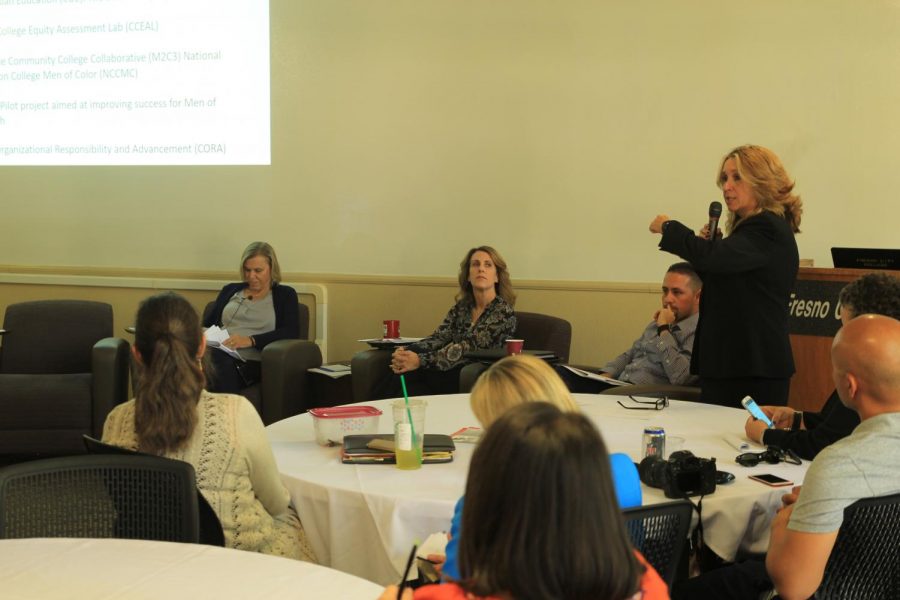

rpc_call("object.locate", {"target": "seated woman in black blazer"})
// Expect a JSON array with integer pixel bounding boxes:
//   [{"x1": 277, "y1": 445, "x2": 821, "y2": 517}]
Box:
[{"x1": 204, "y1": 241, "x2": 299, "y2": 393}]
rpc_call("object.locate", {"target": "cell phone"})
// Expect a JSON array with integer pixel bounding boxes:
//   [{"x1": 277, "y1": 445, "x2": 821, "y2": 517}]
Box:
[
  {"x1": 741, "y1": 395, "x2": 774, "y2": 428},
  {"x1": 748, "y1": 473, "x2": 793, "y2": 487}
]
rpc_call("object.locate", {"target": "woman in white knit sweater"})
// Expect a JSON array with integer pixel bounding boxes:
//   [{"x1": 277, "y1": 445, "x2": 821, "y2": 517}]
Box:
[{"x1": 103, "y1": 291, "x2": 316, "y2": 561}]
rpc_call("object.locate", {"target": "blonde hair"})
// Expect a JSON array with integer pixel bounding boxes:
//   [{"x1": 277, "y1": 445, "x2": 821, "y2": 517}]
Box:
[
  {"x1": 717, "y1": 145, "x2": 803, "y2": 234},
  {"x1": 470, "y1": 354, "x2": 578, "y2": 427},
  {"x1": 240, "y1": 241, "x2": 282, "y2": 285}
]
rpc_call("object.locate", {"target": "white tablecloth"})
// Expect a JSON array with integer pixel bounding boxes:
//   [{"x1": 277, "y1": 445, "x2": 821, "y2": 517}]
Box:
[
  {"x1": 267, "y1": 393, "x2": 809, "y2": 585},
  {"x1": 0, "y1": 538, "x2": 382, "y2": 599}
]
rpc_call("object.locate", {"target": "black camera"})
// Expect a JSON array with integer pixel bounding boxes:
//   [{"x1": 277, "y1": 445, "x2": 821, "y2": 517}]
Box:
[{"x1": 639, "y1": 450, "x2": 717, "y2": 498}]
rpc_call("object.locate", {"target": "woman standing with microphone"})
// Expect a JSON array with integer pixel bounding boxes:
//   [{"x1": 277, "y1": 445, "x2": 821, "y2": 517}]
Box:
[{"x1": 649, "y1": 145, "x2": 803, "y2": 408}]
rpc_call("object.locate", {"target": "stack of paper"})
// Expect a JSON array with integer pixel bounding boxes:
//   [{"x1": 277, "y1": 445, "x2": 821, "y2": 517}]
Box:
[
  {"x1": 204, "y1": 325, "x2": 243, "y2": 361},
  {"x1": 560, "y1": 365, "x2": 627, "y2": 386},
  {"x1": 308, "y1": 364, "x2": 352, "y2": 379}
]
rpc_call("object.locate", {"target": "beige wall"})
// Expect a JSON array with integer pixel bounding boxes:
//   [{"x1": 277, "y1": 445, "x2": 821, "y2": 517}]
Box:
[
  {"x1": 0, "y1": 269, "x2": 660, "y2": 365},
  {"x1": 2, "y1": 1, "x2": 899, "y2": 284},
  {"x1": 3, "y1": 1, "x2": 897, "y2": 372}
]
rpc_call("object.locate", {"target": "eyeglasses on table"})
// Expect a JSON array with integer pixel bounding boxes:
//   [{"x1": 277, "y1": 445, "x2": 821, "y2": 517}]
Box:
[
  {"x1": 735, "y1": 446, "x2": 802, "y2": 467},
  {"x1": 616, "y1": 396, "x2": 669, "y2": 411}
]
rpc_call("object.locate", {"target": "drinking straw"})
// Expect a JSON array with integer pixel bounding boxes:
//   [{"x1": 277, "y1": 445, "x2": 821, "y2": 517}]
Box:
[{"x1": 399, "y1": 374, "x2": 422, "y2": 462}]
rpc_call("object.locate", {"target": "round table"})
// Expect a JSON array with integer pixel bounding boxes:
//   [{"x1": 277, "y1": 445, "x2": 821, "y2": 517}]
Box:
[
  {"x1": 267, "y1": 393, "x2": 809, "y2": 585},
  {"x1": 0, "y1": 537, "x2": 383, "y2": 599}
]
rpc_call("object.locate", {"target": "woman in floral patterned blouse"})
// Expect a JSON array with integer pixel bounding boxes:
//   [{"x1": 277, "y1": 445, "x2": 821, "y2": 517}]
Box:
[{"x1": 383, "y1": 246, "x2": 517, "y2": 397}]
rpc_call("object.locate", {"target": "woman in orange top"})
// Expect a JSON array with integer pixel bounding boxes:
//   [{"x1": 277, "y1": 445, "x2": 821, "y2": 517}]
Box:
[{"x1": 380, "y1": 402, "x2": 669, "y2": 600}]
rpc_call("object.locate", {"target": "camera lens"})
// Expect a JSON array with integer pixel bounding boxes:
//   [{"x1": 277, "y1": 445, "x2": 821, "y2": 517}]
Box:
[{"x1": 638, "y1": 455, "x2": 669, "y2": 489}]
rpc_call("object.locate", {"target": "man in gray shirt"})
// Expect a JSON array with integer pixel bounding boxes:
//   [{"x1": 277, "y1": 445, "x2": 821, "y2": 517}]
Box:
[
  {"x1": 765, "y1": 314, "x2": 900, "y2": 599},
  {"x1": 558, "y1": 262, "x2": 701, "y2": 392},
  {"x1": 674, "y1": 314, "x2": 900, "y2": 600}
]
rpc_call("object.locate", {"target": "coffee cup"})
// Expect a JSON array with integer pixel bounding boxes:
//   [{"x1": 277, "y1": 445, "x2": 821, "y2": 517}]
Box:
[
  {"x1": 383, "y1": 319, "x2": 400, "y2": 339},
  {"x1": 505, "y1": 339, "x2": 524, "y2": 355}
]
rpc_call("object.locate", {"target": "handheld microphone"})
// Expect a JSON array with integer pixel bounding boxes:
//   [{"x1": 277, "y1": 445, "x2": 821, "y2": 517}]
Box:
[{"x1": 707, "y1": 201, "x2": 722, "y2": 241}]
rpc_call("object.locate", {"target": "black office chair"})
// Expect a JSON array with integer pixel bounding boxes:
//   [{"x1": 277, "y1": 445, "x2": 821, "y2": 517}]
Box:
[
  {"x1": 201, "y1": 301, "x2": 322, "y2": 424},
  {"x1": 0, "y1": 454, "x2": 199, "y2": 543},
  {"x1": 622, "y1": 499, "x2": 693, "y2": 588},
  {"x1": 82, "y1": 435, "x2": 225, "y2": 547},
  {"x1": 457, "y1": 311, "x2": 573, "y2": 393},
  {"x1": 764, "y1": 492, "x2": 900, "y2": 600}
]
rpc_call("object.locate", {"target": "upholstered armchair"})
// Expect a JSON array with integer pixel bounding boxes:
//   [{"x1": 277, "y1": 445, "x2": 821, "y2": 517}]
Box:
[
  {"x1": 351, "y1": 311, "x2": 573, "y2": 401},
  {"x1": 202, "y1": 302, "x2": 322, "y2": 425},
  {"x1": 350, "y1": 348, "x2": 392, "y2": 403},
  {"x1": 0, "y1": 300, "x2": 130, "y2": 457},
  {"x1": 458, "y1": 311, "x2": 573, "y2": 392}
]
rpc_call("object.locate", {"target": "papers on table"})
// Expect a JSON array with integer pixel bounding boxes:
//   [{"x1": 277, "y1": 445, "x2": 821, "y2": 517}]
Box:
[
  {"x1": 723, "y1": 433, "x2": 763, "y2": 453},
  {"x1": 450, "y1": 426, "x2": 482, "y2": 443},
  {"x1": 358, "y1": 337, "x2": 425, "y2": 349},
  {"x1": 560, "y1": 365, "x2": 628, "y2": 386},
  {"x1": 419, "y1": 531, "x2": 449, "y2": 557},
  {"x1": 308, "y1": 364, "x2": 352, "y2": 379},
  {"x1": 416, "y1": 531, "x2": 450, "y2": 582},
  {"x1": 204, "y1": 326, "x2": 244, "y2": 361}
]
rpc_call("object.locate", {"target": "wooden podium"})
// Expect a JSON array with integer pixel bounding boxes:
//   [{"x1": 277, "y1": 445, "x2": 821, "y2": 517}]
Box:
[{"x1": 788, "y1": 267, "x2": 900, "y2": 411}]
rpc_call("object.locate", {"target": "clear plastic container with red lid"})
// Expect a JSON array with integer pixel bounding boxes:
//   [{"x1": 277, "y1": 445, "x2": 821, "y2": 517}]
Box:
[{"x1": 309, "y1": 406, "x2": 382, "y2": 446}]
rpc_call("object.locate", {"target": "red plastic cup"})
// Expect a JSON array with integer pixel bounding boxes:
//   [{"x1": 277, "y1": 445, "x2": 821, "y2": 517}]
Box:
[
  {"x1": 383, "y1": 319, "x2": 400, "y2": 339},
  {"x1": 505, "y1": 339, "x2": 524, "y2": 355}
]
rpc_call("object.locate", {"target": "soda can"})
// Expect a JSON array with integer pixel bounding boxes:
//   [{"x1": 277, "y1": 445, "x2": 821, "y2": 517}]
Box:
[{"x1": 642, "y1": 426, "x2": 666, "y2": 459}]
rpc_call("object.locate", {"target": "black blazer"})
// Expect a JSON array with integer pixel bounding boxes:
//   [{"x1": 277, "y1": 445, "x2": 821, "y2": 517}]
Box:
[
  {"x1": 659, "y1": 211, "x2": 798, "y2": 380},
  {"x1": 203, "y1": 282, "x2": 300, "y2": 350}
]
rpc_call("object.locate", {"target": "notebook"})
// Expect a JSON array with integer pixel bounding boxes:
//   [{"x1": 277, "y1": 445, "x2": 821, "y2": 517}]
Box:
[
  {"x1": 341, "y1": 434, "x2": 455, "y2": 464},
  {"x1": 463, "y1": 348, "x2": 558, "y2": 363}
]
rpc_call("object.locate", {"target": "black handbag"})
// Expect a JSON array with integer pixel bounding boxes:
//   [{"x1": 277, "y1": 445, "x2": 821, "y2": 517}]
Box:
[{"x1": 234, "y1": 360, "x2": 261, "y2": 387}]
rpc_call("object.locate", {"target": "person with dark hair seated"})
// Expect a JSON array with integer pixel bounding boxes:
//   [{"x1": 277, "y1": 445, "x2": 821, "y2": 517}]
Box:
[
  {"x1": 204, "y1": 241, "x2": 299, "y2": 393},
  {"x1": 103, "y1": 292, "x2": 315, "y2": 561},
  {"x1": 380, "y1": 245, "x2": 516, "y2": 398},
  {"x1": 557, "y1": 262, "x2": 701, "y2": 392},
  {"x1": 744, "y1": 272, "x2": 900, "y2": 460},
  {"x1": 381, "y1": 402, "x2": 668, "y2": 600}
]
